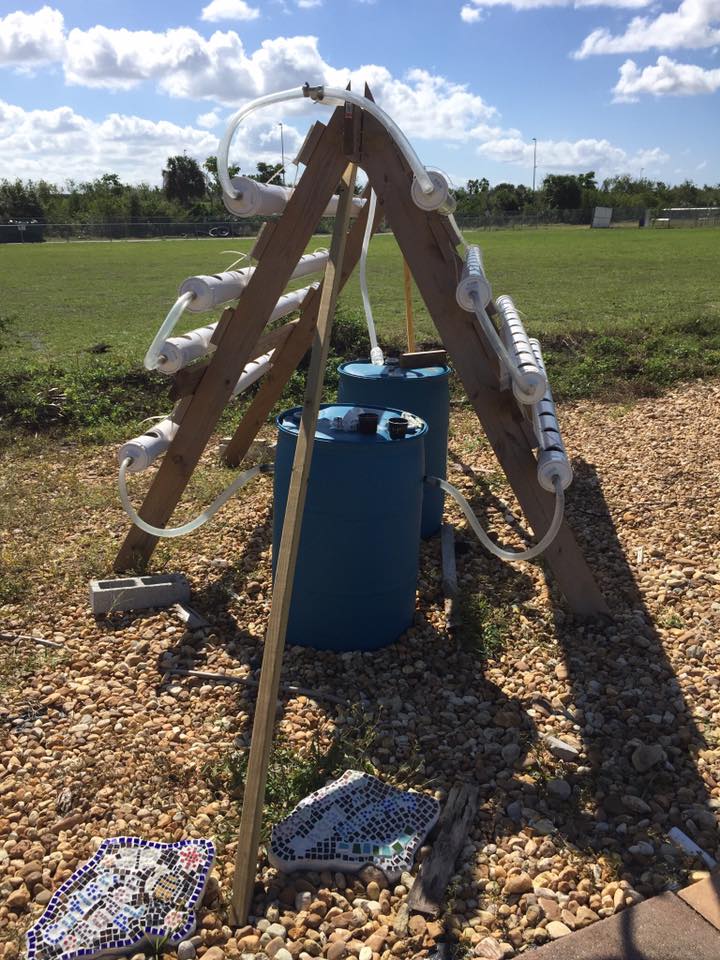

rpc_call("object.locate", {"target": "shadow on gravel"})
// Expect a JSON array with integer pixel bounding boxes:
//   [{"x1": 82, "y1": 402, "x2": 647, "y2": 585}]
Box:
[{"x1": 548, "y1": 458, "x2": 718, "y2": 896}]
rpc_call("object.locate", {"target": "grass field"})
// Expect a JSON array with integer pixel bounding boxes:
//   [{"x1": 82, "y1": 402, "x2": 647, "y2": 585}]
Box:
[{"x1": 1, "y1": 225, "x2": 718, "y2": 438}]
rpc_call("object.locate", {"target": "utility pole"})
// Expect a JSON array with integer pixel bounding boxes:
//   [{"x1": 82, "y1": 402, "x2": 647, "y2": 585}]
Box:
[
  {"x1": 532, "y1": 138, "x2": 537, "y2": 193},
  {"x1": 278, "y1": 122, "x2": 285, "y2": 185}
]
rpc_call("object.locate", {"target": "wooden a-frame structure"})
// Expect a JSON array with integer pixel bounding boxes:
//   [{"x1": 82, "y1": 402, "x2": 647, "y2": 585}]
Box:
[{"x1": 113, "y1": 89, "x2": 608, "y2": 923}]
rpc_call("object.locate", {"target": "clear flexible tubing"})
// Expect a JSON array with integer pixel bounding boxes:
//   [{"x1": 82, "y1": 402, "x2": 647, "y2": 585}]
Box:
[
  {"x1": 448, "y1": 213, "x2": 469, "y2": 251},
  {"x1": 144, "y1": 291, "x2": 194, "y2": 371},
  {"x1": 359, "y1": 190, "x2": 383, "y2": 365},
  {"x1": 426, "y1": 474, "x2": 565, "y2": 561},
  {"x1": 118, "y1": 458, "x2": 271, "y2": 538},
  {"x1": 470, "y1": 290, "x2": 538, "y2": 405},
  {"x1": 217, "y1": 85, "x2": 434, "y2": 202}
]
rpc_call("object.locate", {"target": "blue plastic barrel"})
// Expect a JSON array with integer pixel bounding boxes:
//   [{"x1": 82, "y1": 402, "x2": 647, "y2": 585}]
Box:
[
  {"x1": 338, "y1": 360, "x2": 450, "y2": 538},
  {"x1": 273, "y1": 403, "x2": 427, "y2": 652}
]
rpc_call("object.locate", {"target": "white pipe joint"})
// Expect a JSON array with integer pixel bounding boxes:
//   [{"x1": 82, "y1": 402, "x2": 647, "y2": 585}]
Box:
[
  {"x1": 118, "y1": 417, "x2": 180, "y2": 474},
  {"x1": 223, "y1": 175, "x2": 366, "y2": 219},
  {"x1": 456, "y1": 245, "x2": 492, "y2": 310},
  {"x1": 180, "y1": 271, "x2": 249, "y2": 314},
  {"x1": 495, "y1": 295, "x2": 547, "y2": 405},
  {"x1": 410, "y1": 170, "x2": 456, "y2": 215},
  {"x1": 529, "y1": 338, "x2": 573, "y2": 492}
]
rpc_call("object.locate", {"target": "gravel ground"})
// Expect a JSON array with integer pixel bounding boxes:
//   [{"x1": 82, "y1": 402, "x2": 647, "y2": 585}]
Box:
[{"x1": 1, "y1": 378, "x2": 719, "y2": 960}]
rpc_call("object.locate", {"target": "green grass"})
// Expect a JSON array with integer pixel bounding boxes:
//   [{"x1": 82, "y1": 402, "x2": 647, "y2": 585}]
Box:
[
  {"x1": 1, "y1": 226, "x2": 718, "y2": 437},
  {"x1": 203, "y1": 712, "x2": 377, "y2": 842}
]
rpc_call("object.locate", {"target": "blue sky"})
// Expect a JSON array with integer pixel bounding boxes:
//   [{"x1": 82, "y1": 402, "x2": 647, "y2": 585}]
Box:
[{"x1": 0, "y1": 0, "x2": 718, "y2": 188}]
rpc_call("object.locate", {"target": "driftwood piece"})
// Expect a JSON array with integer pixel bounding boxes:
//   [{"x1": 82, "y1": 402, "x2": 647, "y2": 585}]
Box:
[
  {"x1": 0, "y1": 631, "x2": 64, "y2": 649},
  {"x1": 407, "y1": 783, "x2": 479, "y2": 917},
  {"x1": 166, "y1": 667, "x2": 345, "y2": 705}
]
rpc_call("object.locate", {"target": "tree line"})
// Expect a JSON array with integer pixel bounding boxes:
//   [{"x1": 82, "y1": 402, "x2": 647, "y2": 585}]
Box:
[
  {"x1": 454, "y1": 172, "x2": 720, "y2": 217},
  {"x1": 1, "y1": 154, "x2": 719, "y2": 225}
]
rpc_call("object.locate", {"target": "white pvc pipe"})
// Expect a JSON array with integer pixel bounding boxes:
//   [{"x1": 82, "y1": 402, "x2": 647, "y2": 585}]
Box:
[
  {"x1": 223, "y1": 175, "x2": 366, "y2": 219},
  {"x1": 231, "y1": 350, "x2": 274, "y2": 396},
  {"x1": 156, "y1": 282, "x2": 316, "y2": 375},
  {"x1": 456, "y1": 247, "x2": 548, "y2": 407},
  {"x1": 118, "y1": 416, "x2": 181, "y2": 474},
  {"x1": 359, "y1": 190, "x2": 383, "y2": 366},
  {"x1": 121, "y1": 346, "x2": 279, "y2": 473},
  {"x1": 529, "y1": 339, "x2": 573, "y2": 492},
  {"x1": 456, "y1": 245, "x2": 492, "y2": 310},
  {"x1": 119, "y1": 459, "x2": 270, "y2": 537},
  {"x1": 179, "y1": 251, "x2": 327, "y2": 314},
  {"x1": 427, "y1": 474, "x2": 565, "y2": 562},
  {"x1": 495, "y1": 295, "x2": 547, "y2": 405}
]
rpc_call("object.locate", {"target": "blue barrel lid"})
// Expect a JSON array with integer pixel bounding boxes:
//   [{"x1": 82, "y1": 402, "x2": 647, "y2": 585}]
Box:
[
  {"x1": 276, "y1": 403, "x2": 427, "y2": 444},
  {"x1": 339, "y1": 359, "x2": 449, "y2": 382}
]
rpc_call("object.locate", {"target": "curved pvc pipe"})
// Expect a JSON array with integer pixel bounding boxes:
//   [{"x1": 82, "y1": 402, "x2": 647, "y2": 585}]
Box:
[
  {"x1": 359, "y1": 190, "x2": 383, "y2": 365},
  {"x1": 119, "y1": 459, "x2": 271, "y2": 538},
  {"x1": 427, "y1": 474, "x2": 565, "y2": 561},
  {"x1": 144, "y1": 291, "x2": 194, "y2": 371},
  {"x1": 217, "y1": 84, "x2": 437, "y2": 209},
  {"x1": 217, "y1": 87, "x2": 306, "y2": 199}
]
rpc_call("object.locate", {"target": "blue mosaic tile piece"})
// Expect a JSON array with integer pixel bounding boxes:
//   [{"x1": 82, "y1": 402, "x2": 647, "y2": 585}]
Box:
[
  {"x1": 26, "y1": 837, "x2": 215, "y2": 960},
  {"x1": 269, "y1": 770, "x2": 439, "y2": 881}
]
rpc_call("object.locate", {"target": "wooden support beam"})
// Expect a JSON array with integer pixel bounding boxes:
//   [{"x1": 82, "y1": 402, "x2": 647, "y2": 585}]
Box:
[
  {"x1": 403, "y1": 259, "x2": 416, "y2": 352},
  {"x1": 114, "y1": 109, "x2": 349, "y2": 572},
  {"x1": 407, "y1": 784, "x2": 479, "y2": 917},
  {"x1": 229, "y1": 163, "x2": 359, "y2": 927},
  {"x1": 222, "y1": 182, "x2": 384, "y2": 468},
  {"x1": 361, "y1": 115, "x2": 608, "y2": 617}
]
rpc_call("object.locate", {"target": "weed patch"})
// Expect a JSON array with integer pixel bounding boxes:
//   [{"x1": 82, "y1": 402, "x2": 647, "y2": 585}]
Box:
[{"x1": 456, "y1": 593, "x2": 509, "y2": 660}]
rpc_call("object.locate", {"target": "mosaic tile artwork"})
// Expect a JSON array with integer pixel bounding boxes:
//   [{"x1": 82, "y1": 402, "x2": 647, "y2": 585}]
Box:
[
  {"x1": 26, "y1": 837, "x2": 215, "y2": 960},
  {"x1": 269, "y1": 770, "x2": 440, "y2": 880}
]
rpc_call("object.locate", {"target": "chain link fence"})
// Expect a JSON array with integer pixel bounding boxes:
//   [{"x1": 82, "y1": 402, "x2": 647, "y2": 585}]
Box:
[{"x1": 3, "y1": 205, "x2": 717, "y2": 243}]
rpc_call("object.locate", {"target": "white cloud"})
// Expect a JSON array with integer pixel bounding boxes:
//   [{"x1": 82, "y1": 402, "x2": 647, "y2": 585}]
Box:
[
  {"x1": 461, "y1": 0, "x2": 649, "y2": 13},
  {"x1": 574, "y1": 0, "x2": 720, "y2": 57},
  {"x1": 0, "y1": 5, "x2": 66, "y2": 66},
  {"x1": 61, "y1": 23, "x2": 499, "y2": 140},
  {"x1": 613, "y1": 55, "x2": 720, "y2": 99},
  {"x1": 197, "y1": 109, "x2": 222, "y2": 127},
  {"x1": 297, "y1": 0, "x2": 323, "y2": 7},
  {"x1": 200, "y1": 0, "x2": 260, "y2": 22},
  {"x1": 477, "y1": 135, "x2": 668, "y2": 177},
  {"x1": 0, "y1": 98, "x2": 306, "y2": 185}
]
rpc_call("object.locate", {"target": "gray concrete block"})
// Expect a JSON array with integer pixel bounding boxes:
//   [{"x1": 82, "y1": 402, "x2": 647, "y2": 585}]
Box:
[{"x1": 89, "y1": 573, "x2": 190, "y2": 615}]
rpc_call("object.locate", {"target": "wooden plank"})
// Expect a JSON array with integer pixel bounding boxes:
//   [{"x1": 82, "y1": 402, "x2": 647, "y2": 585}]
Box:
[
  {"x1": 361, "y1": 114, "x2": 608, "y2": 617},
  {"x1": 407, "y1": 783, "x2": 479, "y2": 917},
  {"x1": 229, "y1": 163, "x2": 358, "y2": 927},
  {"x1": 222, "y1": 181, "x2": 384, "y2": 468},
  {"x1": 399, "y1": 349, "x2": 447, "y2": 369},
  {"x1": 403, "y1": 259, "x2": 417, "y2": 352},
  {"x1": 170, "y1": 319, "x2": 300, "y2": 402},
  {"x1": 114, "y1": 111, "x2": 349, "y2": 572}
]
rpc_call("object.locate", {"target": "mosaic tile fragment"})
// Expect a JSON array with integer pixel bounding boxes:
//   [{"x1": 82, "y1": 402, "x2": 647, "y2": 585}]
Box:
[
  {"x1": 269, "y1": 770, "x2": 439, "y2": 880},
  {"x1": 26, "y1": 837, "x2": 215, "y2": 960}
]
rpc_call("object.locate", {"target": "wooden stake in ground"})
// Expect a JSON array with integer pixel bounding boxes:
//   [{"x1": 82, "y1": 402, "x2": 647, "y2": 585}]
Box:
[
  {"x1": 403, "y1": 258, "x2": 416, "y2": 352},
  {"x1": 229, "y1": 163, "x2": 358, "y2": 927}
]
